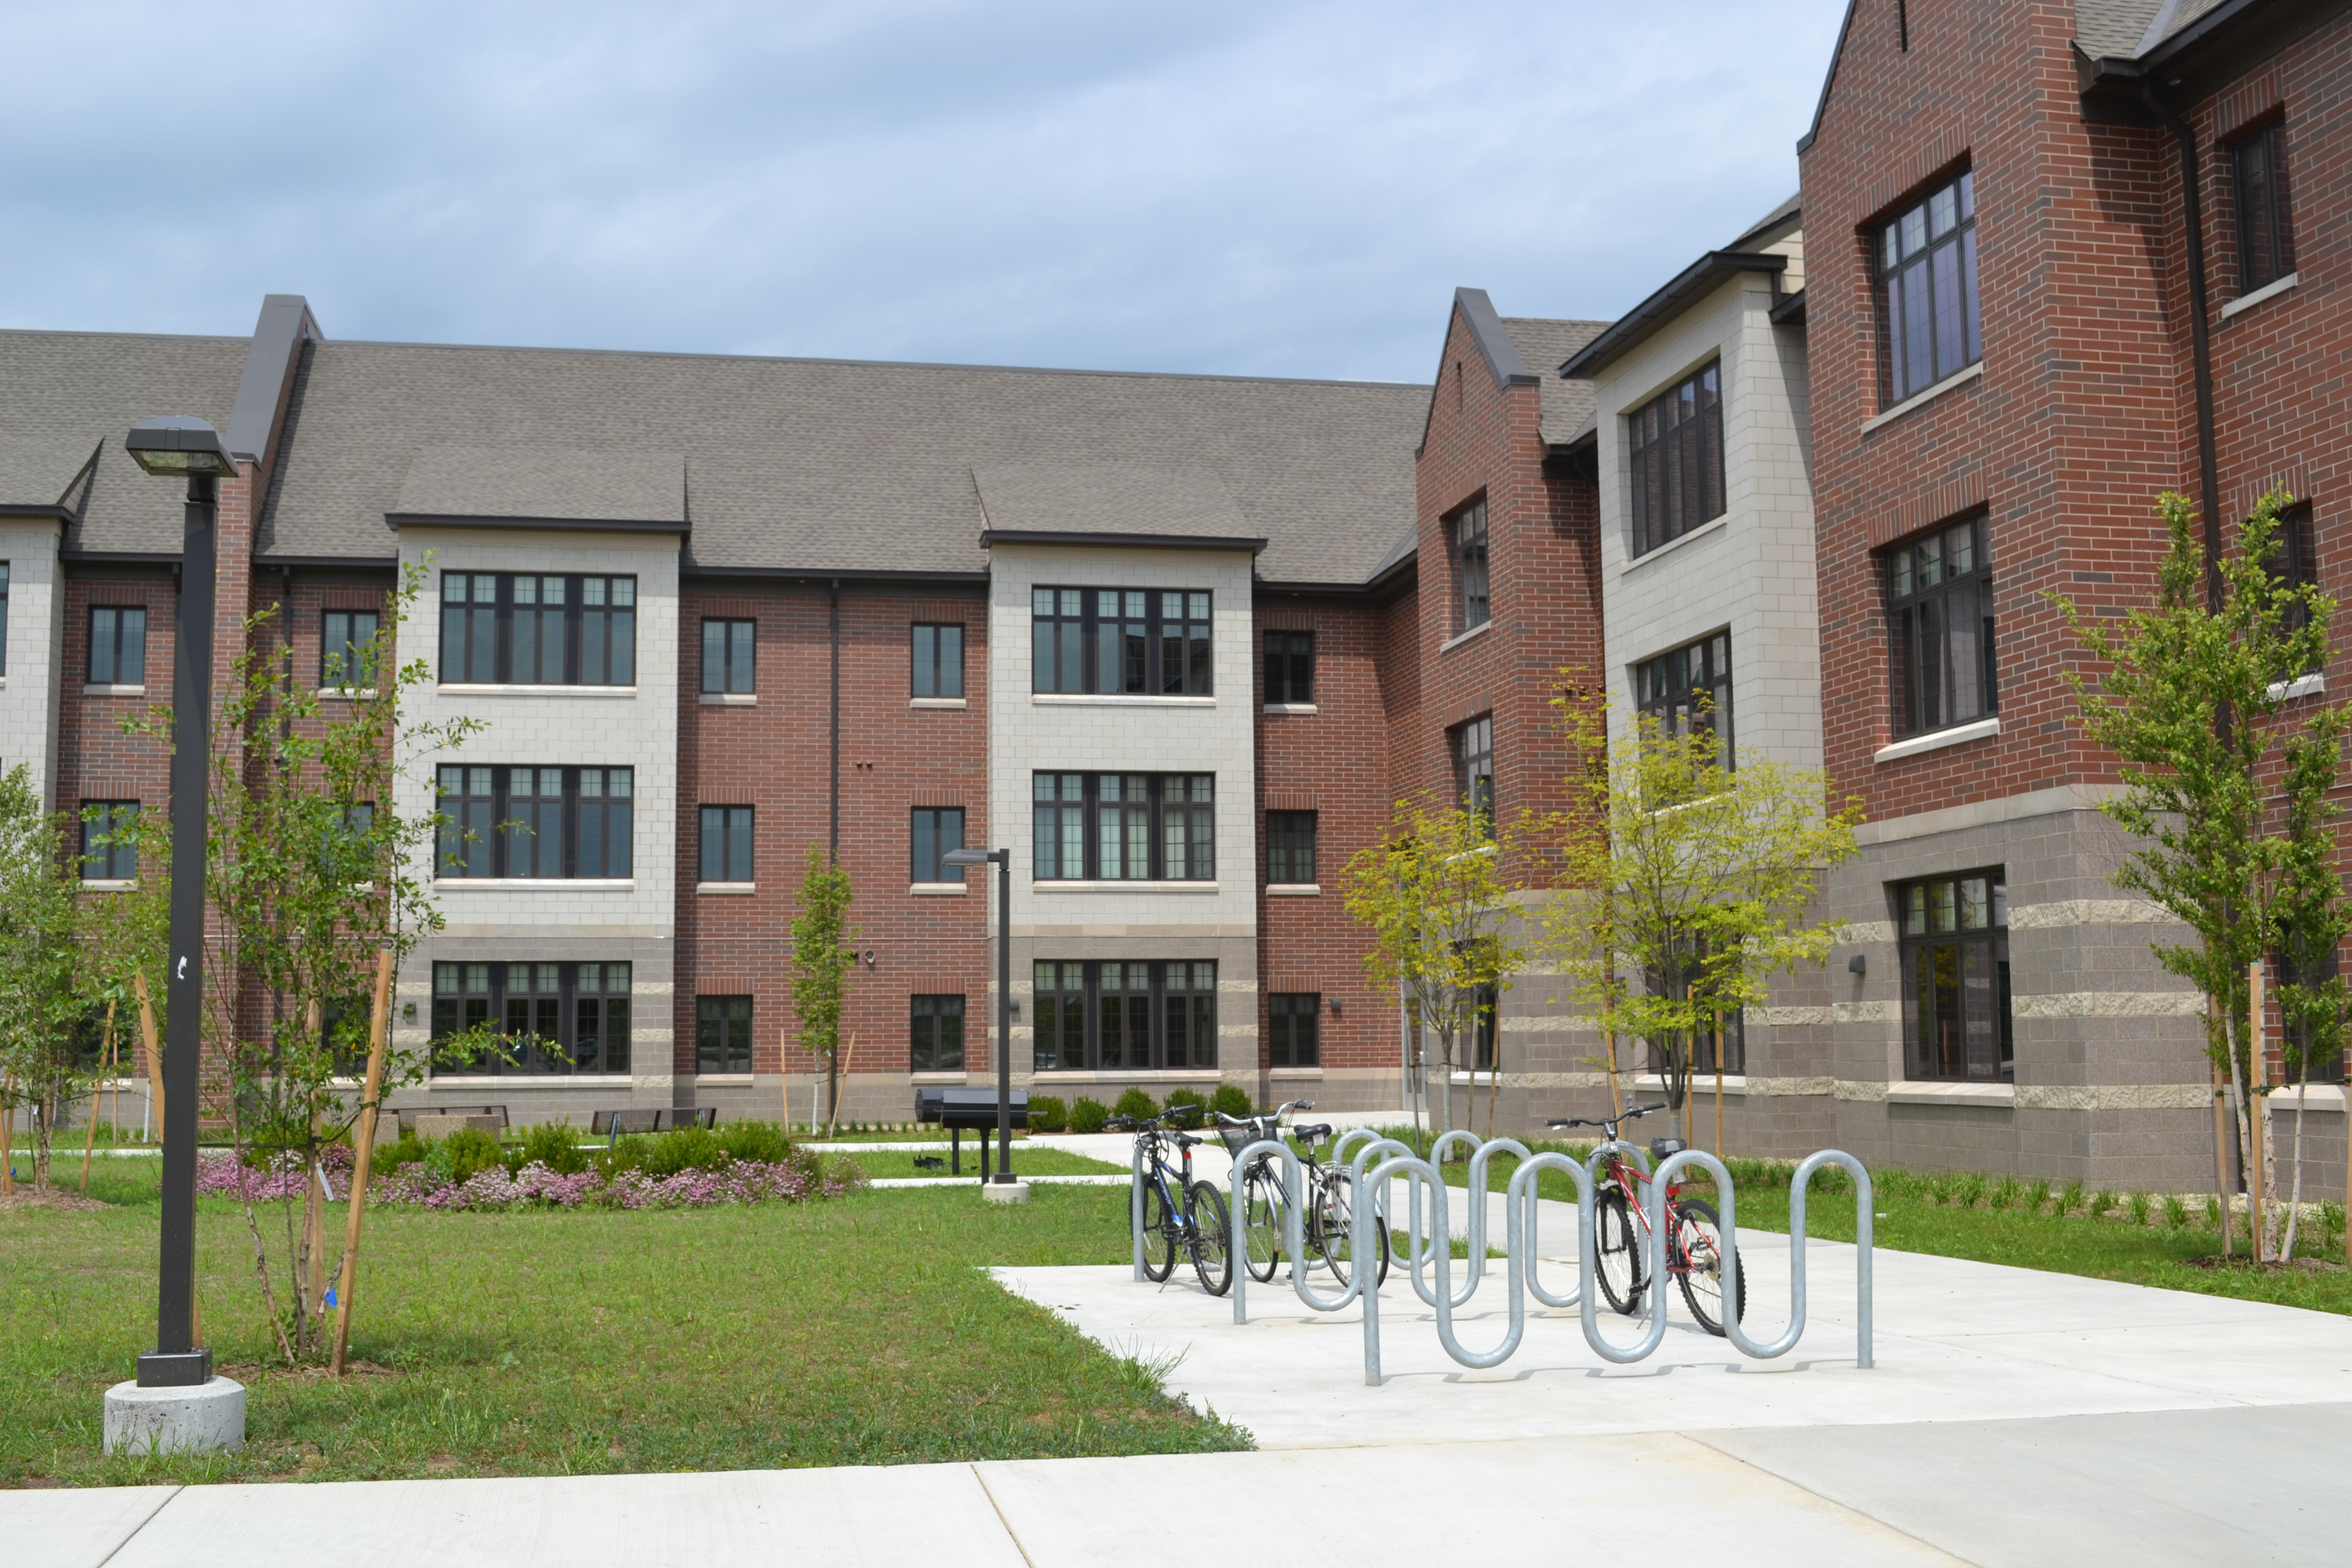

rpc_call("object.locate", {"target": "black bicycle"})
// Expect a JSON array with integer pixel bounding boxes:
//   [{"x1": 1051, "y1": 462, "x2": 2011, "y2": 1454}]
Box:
[
  {"x1": 1548, "y1": 1102, "x2": 1747, "y2": 1336},
  {"x1": 1115, "y1": 1110, "x2": 1232, "y2": 1296},
  {"x1": 1219, "y1": 1102, "x2": 1389, "y2": 1288}
]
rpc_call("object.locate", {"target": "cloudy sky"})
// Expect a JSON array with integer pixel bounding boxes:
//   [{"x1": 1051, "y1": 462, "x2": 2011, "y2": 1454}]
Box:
[{"x1": 2, "y1": 1, "x2": 1845, "y2": 384}]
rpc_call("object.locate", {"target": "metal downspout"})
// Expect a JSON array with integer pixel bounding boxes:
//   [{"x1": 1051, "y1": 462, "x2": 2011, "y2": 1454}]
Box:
[{"x1": 2142, "y1": 78, "x2": 2226, "y2": 608}]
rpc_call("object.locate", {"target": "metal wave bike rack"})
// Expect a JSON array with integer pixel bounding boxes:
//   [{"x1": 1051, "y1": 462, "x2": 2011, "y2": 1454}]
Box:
[{"x1": 1209, "y1": 1131, "x2": 1874, "y2": 1386}]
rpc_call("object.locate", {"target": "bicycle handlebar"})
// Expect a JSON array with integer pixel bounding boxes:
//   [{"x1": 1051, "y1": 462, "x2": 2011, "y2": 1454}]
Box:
[{"x1": 1546, "y1": 1100, "x2": 1669, "y2": 1131}]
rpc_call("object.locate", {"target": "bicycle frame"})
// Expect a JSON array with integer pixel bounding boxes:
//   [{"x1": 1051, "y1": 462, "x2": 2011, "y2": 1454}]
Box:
[{"x1": 1126, "y1": 1123, "x2": 1200, "y2": 1280}]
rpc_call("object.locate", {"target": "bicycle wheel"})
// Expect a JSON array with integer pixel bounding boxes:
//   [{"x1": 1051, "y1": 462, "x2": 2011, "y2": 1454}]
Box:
[
  {"x1": 1595, "y1": 1188, "x2": 1648, "y2": 1316},
  {"x1": 1188, "y1": 1181, "x2": 1233, "y2": 1297},
  {"x1": 1139, "y1": 1178, "x2": 1177, "y2": 1282},
  {"x1": 1315, "y1": 1172, "x2": 1392, "y2": 1288},
  {"x1": 1241, "y1": 1166, "x2": 1285, "y2": 1283},
  {"x1": 1671, "y1": 1197, "x2": 1748, "y2": 1337}
]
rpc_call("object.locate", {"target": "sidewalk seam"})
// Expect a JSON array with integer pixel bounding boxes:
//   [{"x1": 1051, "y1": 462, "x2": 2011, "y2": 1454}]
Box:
[
  {"x1": 91, "y1": 1484, "x2": 184, "y2": 1568},
  {"x1": 1678, "y1": 1433, "x2": 1981, "y2": 1566},
  {"x1": 968, "y1": 1463, "x2": 1039, "y2": 1568}
]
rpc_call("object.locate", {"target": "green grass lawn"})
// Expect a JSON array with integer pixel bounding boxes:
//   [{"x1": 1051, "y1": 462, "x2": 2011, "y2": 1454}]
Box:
[
  {"x1": 842, "y1": 1149, "x2": 1125, "y2": 1181},
  {"x1": 0, "y1": 1158, "x2": 1247, "y2": 1489},
  {"x1": 1346, "y1": 1128, "x2": 2352, "y2": 1317}
]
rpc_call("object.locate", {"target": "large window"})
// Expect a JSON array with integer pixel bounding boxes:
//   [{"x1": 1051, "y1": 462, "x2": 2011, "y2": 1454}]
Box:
[
  {"x1": 700, "y1": 804, "x2": 754, "y2": 885},
  {"x1": 911, "y1": 806, "x2": 966, "y2": 884},
  {"x1": 913, "y1": 623, "x2": 965, "y2": 698},
  {"x1": 89, "y1": 606, "x2": 145, "y2": 686},
  {"x1": 1453, "y1": 716, "x2": 1494, "y2": 836},
  {"x1": 81, "y1": 801, "x2": 138, "y2": 881},
  {"x1": 323, "y1": 608, "x2": 379, "y2": 690},
  {"x1": 911, "y1": 994, "x2": 965, "y2": 1072},
  {"x1": 2269, "y1": 501, "x2": 2318, "y2": 647},
  {"x1": 1628, "y1": 363, "x2": 1725, "y2": 557},
  {"x1": 1888, "y1": 515, "x2": 1996, "y2": 739},
  {"x1": 1032, "y1": 589, "x2": 1211, "y2": 695},
  {"x1": 436, "y1": 766, "x2": 634, "y2": 878},
  {"x1": 697, "y1": 995, "x2": 752, "y2": 1074},
  {"x1": 1265, "y1": 630, "x2": 1314, "y2": 704},
  {"x1": 2278, "y1": 944, "x2": 2345, "y2": 1083},
  {"x1": 1032, "y1": 960, "x2": 1217, "y2": 1071},
  {"x1": 1267, "y1": 811, "x2": 1317, "y2": 886},
  {"x1": 2233, "y1": 119, "x2": 2294, "y2": 295},
  {"x1": 1898, "y1": 870, "x2": 2012, "y2": 1082},
  {"x1": 431, "y1": 960, "x2": 631, "y2": 1075},
  {"x1": 1451, "y1": 499, "x2": 1490, "y2": 631},
  {"x1": 1033, "y1": 773, "x2": 1215, "y2": 880},
  {"x1": 439, "y1": 573, "x2": 636, "y2": 686},
  {"x1": 1635, "y1": 631, "x2": 1733, "y2": 765},
  {"x1": 701, "y1": 619, "x2": 755, "y2": 695},
  {"x1": 1879, "y1": 169, "x2": 1980, "y2": 405},
  {"x1": 1268, "y1": 992, "x2": 1319, "y2": 1068}
]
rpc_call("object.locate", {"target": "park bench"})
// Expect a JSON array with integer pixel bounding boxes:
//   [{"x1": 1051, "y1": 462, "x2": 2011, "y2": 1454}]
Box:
[
  {"x1": 591, "y1": 1107, "x2": 719, "y2": 1147},
  {"x1": 915, "y1": 1087, "x2": 1027, "y2": 1179}
]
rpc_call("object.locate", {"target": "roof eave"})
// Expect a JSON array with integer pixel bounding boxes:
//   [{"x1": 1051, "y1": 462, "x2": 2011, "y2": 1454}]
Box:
[
  {"x1": 979, "y1": 529, "x2": 1267, "y2": 554},
  {"x1": 388, "y1": 512, "x2": 691, "y2": 535},
  {"x1": 1558, "y1": 253, "x2": 1789, "y2": 380}
]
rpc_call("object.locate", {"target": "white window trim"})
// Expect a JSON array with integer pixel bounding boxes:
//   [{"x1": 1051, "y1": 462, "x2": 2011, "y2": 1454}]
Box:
[
  {"x1": 1266, "y1": 883, "x2": 1321, "y2": 897},
  {"x1": 1622, "y1": 511, "x2": 1730, "y2": 572},
  {"x1": 1634, "y1": 1072, "x2": 1748, "y2": 1098},
  {"x1": 910, "y1": 696, "x2": 968, "y2": 708},
  {"x1": 1860, "y1": 360, "x2": 1984, "y2": 434},
  {"x1": 1438, "y1": 619, "x2": 1493, "y2": 655},
  {"x1": 434, "y1": 877, "x2": 637, "y2": 891},
  {"x1": 698, "y1": 692, "x2": 756, "y2": 706},
  {"x1": 83, "y1": 683, "x2": 146, "y2": 697},
  {"x1": 2221, "y1": 270, "x2": 2300, "y2": 320},
  {"x1": 697, "y1": 881, "x2": 756, "y2": 896},
  {"x1": 316, "y1": 687, "x2": 379, "y2": 700},
  {"x1": 2268, "y1": 671, "x2": 2326, "y2": 701},
  {"x1": 1031, "y1": 693, "x2": 1215, "y2": 707},
  {"x1": 437, "y1": 683, "x2": 639, "y2": 698},
  {"x1": 910, "y1": 881, "x2": 969, "y2": 896},
  {"x1": 427, "y1": 1074, "x2": 635, "y2": 1088},
  {"x1": 1874, "y1": 715, "x2": 2000, "y2": 764},
  {"x1": 1269, "y1": 1067, "x2": 1324, "y2": 1080},
  {"x1": 1033, "y1": 1069, "x2": 1222, "y2": 1084},
  {"x1": 695, "y1": 1074, "x2": 754, "y2": 1087},
  {"x1": 1033, "y1": 880, "x2": 1220, "y2": 893},
  {"x1": 1263, "y1": 702, "x2": 1319, "y2": 715},
  {"x1": 1887, "y1": 1080, "x2": 2015, "y2": 1107},
  {"x1": 2274, "y1": 1084, "x2": 2348, "y2": 1110},
  {"x1": 910, "y1": 1070, "x2": 971, "y2": 1085},
  {"x1": 80, "y1": 878, "x2": 138, "y2": 892}
]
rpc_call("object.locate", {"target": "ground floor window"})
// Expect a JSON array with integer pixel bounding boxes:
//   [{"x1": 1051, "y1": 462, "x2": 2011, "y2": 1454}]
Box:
[
  {"x1": 1268, "y1": 992, "x2": 1319, "y2": 1067},
  {"x1": 697, "y1": 994, "x2": 751, "y2": 1074},
  {"x1": 431, "y1": 960, "x2": 632, "y2": 1074},
  {"x1": 912, "y1": 994, "x2": 965, "y2": 1071},
  {"x1": 1898, "y1": 870, "x2": 2012, "y2": 1081},
  {"x1": 1033, "y1": 960, "x2": 1217, "y2": 1071}
]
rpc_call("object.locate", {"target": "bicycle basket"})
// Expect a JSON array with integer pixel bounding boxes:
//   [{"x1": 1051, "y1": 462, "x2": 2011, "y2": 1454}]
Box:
[{"x1": 1218, "y1": 1118, "x2": 1272, "y2": 1158}]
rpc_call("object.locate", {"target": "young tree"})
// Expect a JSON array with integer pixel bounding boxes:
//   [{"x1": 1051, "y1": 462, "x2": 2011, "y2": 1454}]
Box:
[
  {"x1": 790, "y1": 844, "x2": 860, "y2": 1132},
  {"x1": 1542, "y1": 692, "x2": 1860, "y2": 1146},
  {"x1": 2057, "y1": 489, "x2": 2344, "y2": 1262},
  {"x1": 1343, "y1": 799, "x2": 1527, "y2": 1139},
  {"x1": 0, "y1": 765, "x2": 97, "y2": 1190}
]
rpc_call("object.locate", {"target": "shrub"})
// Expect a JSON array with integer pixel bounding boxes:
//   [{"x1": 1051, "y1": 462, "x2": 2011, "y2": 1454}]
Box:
[
  {"x1": 2059, "y1": 1180, "x2": 2086, "y2": 1217},
  {"x1": 1163, "y1": 1087, "x2": 1207, "y2": 1124},
  {"x1": 380, "y1": 1132, "x2": 428, "y2": 1173},
  {"x1": 1952, "y1": 1171, "x2": 1987, "y2": 1209},
  {"x1": 1209, "y1": 1084, "x2": 1252, "y2": 1119},
  {"x1": 2025, "y1": 1179, "x2": 2052, "y2": 1216},
  {"x1": 513, "y1": 1121, "x2": 590, "y2": 1175},
  {"x1": 428, "y1": 1126, "x2": 505, "y2": 1184},
  {"x1": 1027, "y1": 1094, "x2": 1068, "y2": 1134},
  {"x1": 596, "y1": 1135, "x2": 649, "y2": 1179},
  {"x1": 2127, "y1": 1191, "x2": 2151, "y2": 1226},
  {"x1": 2163, "y1": 1193, "x2": 2188, "y2": 1229},
  {"x1": 1112, "y1": 1087, "x2": 1158, "y2": 1122},
  {"x1": 1991, "y1": 1176, "x2": 2021, "y2": 1210},
  {"x1": 716, "y1": 1120, "x2": 792, "y2": 1165},
  {"x1": 2205, "y1": 1193, "x2": 2224, "y2": 1230},
  {"x1": 643, "y1": 1126, "x2": 727, "y2": 1178},
  {"x1": 1069, "y1": 1097, "x2": 1111, "y2": 1134}
]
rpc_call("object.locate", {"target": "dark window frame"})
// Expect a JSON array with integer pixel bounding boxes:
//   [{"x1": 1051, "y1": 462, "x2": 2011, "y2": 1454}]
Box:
[
  {"x1": 1876, "y1": 168, "x2": 1980, "y2": 406},
  {"x1": 911, "y1": 806, "x2": 967, "y2": 884},
  {"x1": 1031, "y1": 587, "x2": 1212, "y2": 695},
  {"x1": 701, "y1": 618, "x2": 756, "y2": 695},
  {"x1": 88, "y1": 605, "x2": 146, "y2": 687},
  {"x1": 1265, "y1": 629, "x2": 1314, "y2": 705},
  {"x1": 1266, "y1": 810, "x2": 1317, "y2": 886},
  {"x1": 435, "y1": 766, "x2": 635, "y2": 879},
  {"x1": 1628, "y1": 362, "x2": 1726, "y2": 557},
  {"x1": 1897, "y1": 869, "x2": 2013, "y2": 1083},
  {"x1": 1453, "y1": 716, "x2": 1494, "y2": 838},
  {"x1": 1886, "y1": 514, "x2": 1997, "y2": 739},
  {"x1": 699, "y1": 803, "x2": 755, "y2": 885},
  {"x1": 1451, "y1": 498, "x2": 1490, "y2": 631},
  {"x1": 2232, "y1": 117, "x2": 2295, "y2": 296},
  {"x1": 911, "y1": 993, "x2": 966, "y2": 1072},
  {"x1": 1, "y1": 562, "x2": 12, "y2": 677},
  {"x1": 81, "y1": 801, "x2": 139, "y2": 881},
  {"x1": 322, "y1": 608, "x2": 380, "y2": 691},
  {"x1": 696, "y1": 994, "x2": 753, "y2": 1074},
  {"x1": 1635, "y1": 631, "x2": 1734, "y2": 767},
  {"x1": 912, "y1": 622, "x2": 966, "y2": 698},
  {"x1": 1268, "y1": 992, "x2": 1320, "y2": 1067},
  {"x1": 438, "y1": 572, "x2": 638, "y2": 687},
  {"x1": 430, "y1": 960, "x2": 632, "y2": 1076},
  {"x1": 1032, "y1": 772, "x2": 1215, "y2": 881},
  {"x1": 1031, "y1": 959, "x2": 1217, "y2": 1071},
  {"x1": 2268, "y1": 500, "x2": 2318, "y2": 650},
  {"x1": 2276, "y1": 942, "x2": 2345, "y2": 1084}
]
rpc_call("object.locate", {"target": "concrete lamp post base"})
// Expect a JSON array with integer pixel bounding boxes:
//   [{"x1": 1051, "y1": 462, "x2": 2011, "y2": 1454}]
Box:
[
  {"x1": 982, "y1": 1180, "x2": 1032, "y2": 1204},
  {"x1": 103, "y1": 1377, "x2": 246, "y2": 1456}
]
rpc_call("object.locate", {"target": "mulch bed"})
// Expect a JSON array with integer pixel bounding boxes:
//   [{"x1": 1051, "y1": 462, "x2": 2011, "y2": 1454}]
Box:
[{"x1": 0, "y1": 1188, "x2": 111, "y2": 1213}]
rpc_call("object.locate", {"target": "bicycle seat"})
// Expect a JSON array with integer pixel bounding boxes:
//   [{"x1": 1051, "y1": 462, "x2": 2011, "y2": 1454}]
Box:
[
  {"x1": 1172, "y1": 1132, "x2": 1201, "y2": 1149},
  {"x1": 1649, "y1": 1136, "x2": 1687, "y2": 1160},
  {"x1": 1291, "y1": 1122, "x2": 1332, "y2": 1142}
]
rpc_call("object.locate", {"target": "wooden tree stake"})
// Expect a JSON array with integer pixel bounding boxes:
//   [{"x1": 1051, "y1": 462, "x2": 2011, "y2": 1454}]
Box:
[
  {"x1": 81, "y1": 1001, "x2": 117, "y2": 1193},
  {"x1": 331, "y1": 950, "x2": 395, "y2": 1376},
  {"x1": 133, "y1": 970, "x2": 164, "y2": 1136}
]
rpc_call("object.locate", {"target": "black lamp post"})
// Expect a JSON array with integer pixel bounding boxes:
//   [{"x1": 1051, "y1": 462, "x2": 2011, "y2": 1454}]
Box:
[
  {"x1": 942, "y1": 845, "x2": 1015, "y2": 1182},
  {"x1": 124, "y1": 415, "x2": 234, "y2": 1388}
]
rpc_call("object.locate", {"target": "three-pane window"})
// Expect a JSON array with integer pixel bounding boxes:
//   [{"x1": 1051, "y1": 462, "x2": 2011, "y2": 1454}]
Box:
[
  {"x1": 1268, "y1": 992, "x2": 1319, "y2": 1068},
  {"x1": 701, "y1": 619, "x2": 755, "y2": 694},
  {"x1": 697, "y1": 995, "x2": 752, "y2": 1074},
  {"x1": 1453, "y1": 716, "x2": 1494, "y2": 836},
  {"x1": 1879, "y1": 170, "x2": 1980, "y2": 405},
  {"x1": 1032, "y1": 589, "x2": 1212, "y2": 694},
  {"x1": 81, "y1": 801, "x2": 138, "y2": 880},
  {"x1": 89, "y1": 606, "x2": 145, "y2": 685},
  {"x1": 1628, "y1": 364, "x2": 1725, "y2": 557},
  {"x1": 1032, "y1": 960, "x2": 1217, "y2": 1071},
  {"x1": 1898, "y1": 870, "x2": 2013, "y2": 1082},
  {"x1": 911, "y1": 994, "x2": 965, "y2": 1072},
  {"x1": 1267, "y1": 811, "x2": 1317, "y2": 886},
  {"x1": 1264, "y1": 631, "x2": 1314, "y2": 704},
  {"x1": 436, "y1": 766, "x2": 634, "y2": 878},
  {"x1": 1888, "y1": 516, "x2": 1997, "y2": 738},
  {"x1": 1033, "y1": 773, "x2": 1214, "y2": 880},
  {"x1": 1635, "y1": 631, "x2": 1733, "y2": 766},
  {"x1": 913, "y1": 623, "x2": 965, "y2": 698},
  {"x1": 323, "y1": 609, "x2": 379, "y2": 689},
  {"x1": 2233, "y1": 120, "x2": 2294, "y2": 295},
  {"x1": 912, "y1": 806, "x2": 967, "y2": 884},
  {"x1": 2270, "y1": 502, "x2": 2319, "y2": 650},
  {"x1": 700, "y1": 804, "x2": 754, "y2": 884},
  {"x1": 439, "y1": 573, "x2": 636, "y2": 686},
  {"x1": 1452, "y1": 499, "x2": 1490, "y2": 630},
  {"x1": 431, "y1": 960, "x2": 631, "y2": 1075}
]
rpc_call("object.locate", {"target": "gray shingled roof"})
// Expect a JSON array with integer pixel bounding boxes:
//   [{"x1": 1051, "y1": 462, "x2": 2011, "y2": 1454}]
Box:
[
  {"x1": 0, "y1": 330, "x2": 250, "y2": 555},
  {"x1": 973, "y1": 464, "x2": 1257, "y2": 545},
  {"x1": 1498, "y1": 318, "x2": 1608, "y2": 448},
  {"x1": 2074, "y1": 0, "x2": 2235, "y2": 59},
  {"x1": 392, "y1": 445, "x2": 689, "y2": 527},
  {"x1": 255, "y1": 339, "x2": 1425, "y2": 585}
]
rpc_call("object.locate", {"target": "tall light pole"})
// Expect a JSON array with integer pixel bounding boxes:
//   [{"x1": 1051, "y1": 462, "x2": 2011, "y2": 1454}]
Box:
[
  {"x1": 103, "y1": 416, "x2": 243, "y2": 1456},
  {"x1": 942, "y1": 845, "x2": 1015, "y2": 1183}
]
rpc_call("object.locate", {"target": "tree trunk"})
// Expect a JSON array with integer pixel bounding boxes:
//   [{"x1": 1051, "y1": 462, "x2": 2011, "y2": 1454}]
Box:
[{"x1": 2281, "y1": 1081, "x2": 2308, "y2": 1261}]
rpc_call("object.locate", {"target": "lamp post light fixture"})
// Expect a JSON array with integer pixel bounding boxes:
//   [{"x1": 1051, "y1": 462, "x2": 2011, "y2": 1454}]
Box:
[
  {"x1": 103, "y1": 416, "x2": 243, "y2": 1457},
  {"x1": 941, "y1": 845, "x2": 1017, "y2": 1187}
]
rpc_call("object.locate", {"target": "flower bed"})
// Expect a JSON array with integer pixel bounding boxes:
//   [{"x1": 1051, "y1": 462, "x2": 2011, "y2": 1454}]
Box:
[{"x1": 195, "y1": 1143, "x2": 865, "y2": 1212}]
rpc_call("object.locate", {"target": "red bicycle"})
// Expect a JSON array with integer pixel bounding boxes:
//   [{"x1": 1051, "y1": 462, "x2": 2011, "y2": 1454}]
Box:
[{"x1": 1548, "y1": 1101, "x2": 1748, "y2": 1336}]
